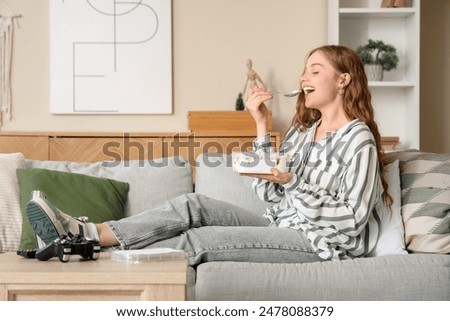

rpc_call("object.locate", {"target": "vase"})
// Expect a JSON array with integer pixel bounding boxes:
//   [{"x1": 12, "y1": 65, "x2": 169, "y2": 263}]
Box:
[{"x1": 364, "y1": 64, "x2": 384, "y2": 81}]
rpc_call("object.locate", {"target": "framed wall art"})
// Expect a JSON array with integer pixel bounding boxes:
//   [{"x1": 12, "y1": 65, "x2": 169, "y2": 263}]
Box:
[{"x1": 50, "y1": 0, "x2": 172, "y2": 114}]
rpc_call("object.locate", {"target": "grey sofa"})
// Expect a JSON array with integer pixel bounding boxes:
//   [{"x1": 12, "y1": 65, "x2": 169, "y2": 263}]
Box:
[
  {"x1": 192, "y1": 152, "x2": 450, "y2": 300},
  {"x1": 1, "y1": 150, "x2": 449, "y2": 300}
]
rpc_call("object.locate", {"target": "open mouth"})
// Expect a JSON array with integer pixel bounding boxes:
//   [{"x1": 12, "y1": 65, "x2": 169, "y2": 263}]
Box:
[{"x1": 302, "y1": 86, "x2": 315, "y2": 95}]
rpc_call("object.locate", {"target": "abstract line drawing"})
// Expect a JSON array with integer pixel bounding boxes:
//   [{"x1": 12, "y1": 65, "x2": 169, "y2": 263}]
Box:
[{"x1": 50, "y1": 0, "x2": 172, "y2": 114}]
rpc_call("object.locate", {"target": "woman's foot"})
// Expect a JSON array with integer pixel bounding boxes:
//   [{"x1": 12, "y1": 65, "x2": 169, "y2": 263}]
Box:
[{"x1": 26, "y1": 190, "x2": 100, "y2": 246}]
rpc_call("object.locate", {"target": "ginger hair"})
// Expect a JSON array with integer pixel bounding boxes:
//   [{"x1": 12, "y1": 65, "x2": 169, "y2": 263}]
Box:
[{"x1": 291, "y1": 45, "x2": 392, "y2": 206}]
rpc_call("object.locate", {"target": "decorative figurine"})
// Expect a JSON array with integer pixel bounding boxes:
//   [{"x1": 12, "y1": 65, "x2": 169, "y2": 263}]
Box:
[{"x1": 242, "y1": 59, "x2": 267, "y2": 96}]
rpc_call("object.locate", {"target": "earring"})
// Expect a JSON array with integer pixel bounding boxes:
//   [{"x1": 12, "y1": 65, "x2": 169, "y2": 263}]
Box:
[{"x1": 338, "y1": 88, "x2": 344, "y2": 96}]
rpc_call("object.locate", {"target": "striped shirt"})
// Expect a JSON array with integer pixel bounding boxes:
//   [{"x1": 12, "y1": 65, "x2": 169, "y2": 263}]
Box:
[{"x1": 253, "y1": 119, "x2": 386, "y2": 260}]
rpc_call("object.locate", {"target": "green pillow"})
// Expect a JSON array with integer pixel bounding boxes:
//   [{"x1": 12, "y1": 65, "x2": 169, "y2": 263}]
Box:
[{"x1": 17, "y1": 168, "x2": 129, "y2": 249}]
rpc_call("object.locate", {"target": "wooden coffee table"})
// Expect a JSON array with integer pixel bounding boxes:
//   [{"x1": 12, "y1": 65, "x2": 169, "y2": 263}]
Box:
[{"x1": 0, "y1": 251, "x2": 188, "y2": 301}]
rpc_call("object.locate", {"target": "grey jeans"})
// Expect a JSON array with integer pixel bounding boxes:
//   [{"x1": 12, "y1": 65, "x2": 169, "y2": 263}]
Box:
[{"x1": 106, "y1": 193, "x2": 322, "y2": 266}]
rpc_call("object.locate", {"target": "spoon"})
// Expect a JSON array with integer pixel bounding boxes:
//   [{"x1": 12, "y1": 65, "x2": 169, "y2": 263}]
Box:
[
  {"x1": 276, "y1": 89, "x2": 302, "y2": 97},
  {"x1": 284, "y1": 89, "x2": 302, "y2": 97}
]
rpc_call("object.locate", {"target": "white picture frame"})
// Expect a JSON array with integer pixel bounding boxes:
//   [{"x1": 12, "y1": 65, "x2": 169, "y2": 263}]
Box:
[{"x1": 50, "y1": 0, "x2": 172, "y2": 114}]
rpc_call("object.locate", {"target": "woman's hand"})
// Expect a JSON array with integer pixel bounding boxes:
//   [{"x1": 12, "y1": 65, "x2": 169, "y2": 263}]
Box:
[
  {"x1": 245, "y1": 87, "x2": 273, "y2": 137},
  {"x1": 242, "y1": 168, "x2": 293, "y2": 185}
]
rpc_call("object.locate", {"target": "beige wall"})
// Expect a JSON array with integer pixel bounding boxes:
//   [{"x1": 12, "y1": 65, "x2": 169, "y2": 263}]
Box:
[
  {"x1": 420, "y1": 0, "x2": 450, "y2": 153},
  {"x1": 3, "y1": 0, "x2": 449, "y2": 152},
  {"x1": 2, "y1": 0, "x2": 327, "y2": 133}
]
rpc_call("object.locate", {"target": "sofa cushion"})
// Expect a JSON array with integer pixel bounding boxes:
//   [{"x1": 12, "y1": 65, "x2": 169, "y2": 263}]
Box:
[
  {"x1": 0, "y1": 153, "x2": 25, "y2": 252},
  {"x1": 101, "y1": 156, "x2": 193, "y2": 216},
  {"x1": 195, "y1": 153, "x2": 271, "y2": 215},
  {"x1": 399, "y1": 152, "x2": 450, "y2": 253},
  {"x1": 25, "y1": 159, "x2": 104, "y2": 176},
  {"x1": 17, "y1": 168, "x2": 129, "y2": 249},
  {"x1": 26, "y1": 156, "x2": 193, "y2": 217},
  {"x1": 369, "y1": 160, "x2": 407, "y2": 256},
  {"x1": 195, "y1": 254, "x2": 450, "y2": 300}
]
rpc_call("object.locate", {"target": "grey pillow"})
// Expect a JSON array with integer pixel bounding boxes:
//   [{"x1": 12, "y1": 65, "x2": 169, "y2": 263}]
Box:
[
  {"x1": 195, "y1": 153, "x2": 271, "y2": 215},
  {"x1": 101, "y1": 156, "x2": 193, "y2": 216},
  {"x1": 27, "y1": 156, "x2": 193, "y2": 217},
  {"x1": 26, "y1": 159, "x2": 104, "y2": 175}
]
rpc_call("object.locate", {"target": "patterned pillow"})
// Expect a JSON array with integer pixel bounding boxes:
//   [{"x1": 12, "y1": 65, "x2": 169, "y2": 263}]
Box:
[
  {"x1": 383, "y1": 149, "x2": 422, "y2": 164},
  {"x1": 0, "y1": 153, "x2": 25, "y2": 252},
  {"x1": 399, "y1": 152, "x2": 450, "y2": 254}
]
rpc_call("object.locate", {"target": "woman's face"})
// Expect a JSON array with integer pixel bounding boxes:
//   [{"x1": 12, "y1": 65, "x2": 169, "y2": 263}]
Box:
[{"x1": 300, "y1": 50, "x2": 341, "y2": 109}]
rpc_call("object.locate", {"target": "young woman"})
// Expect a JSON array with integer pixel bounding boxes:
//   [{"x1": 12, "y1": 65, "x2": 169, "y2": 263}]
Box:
[{"x1": 27, "y1": 45, "x2": 389, "y2": 264}]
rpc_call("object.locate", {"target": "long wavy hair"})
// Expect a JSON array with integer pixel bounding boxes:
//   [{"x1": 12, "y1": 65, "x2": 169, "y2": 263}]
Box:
[{"x1": 291, "y1": 45, "x2": 392, "y2": 205}]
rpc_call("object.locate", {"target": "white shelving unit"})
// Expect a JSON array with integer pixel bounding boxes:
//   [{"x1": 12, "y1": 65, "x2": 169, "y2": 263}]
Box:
[{"x1": 328, "y1": 0, "x2": 420, "y2": 149}]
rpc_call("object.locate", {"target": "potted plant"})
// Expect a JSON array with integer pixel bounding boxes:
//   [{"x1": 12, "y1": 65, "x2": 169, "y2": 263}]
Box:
[
  {"x1": 235, "y1": 92, "x2": 245, "y2": 111},
  {"x1": 356, "y1": 39, "x2": 399, "y2": 81}
]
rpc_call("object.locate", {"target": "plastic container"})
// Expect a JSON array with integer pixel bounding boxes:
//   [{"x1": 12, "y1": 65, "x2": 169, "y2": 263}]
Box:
[{"x1": 110, "y1": 248, "x2": 187, "y2": 263}]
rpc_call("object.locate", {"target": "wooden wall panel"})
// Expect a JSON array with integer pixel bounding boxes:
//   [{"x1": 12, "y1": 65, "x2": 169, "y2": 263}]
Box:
[
  {"x1": 49, "y1": 137, "x2": 164, "y2": 162},
  {"x1": 0, "y1": 132, "x2": 397, "y2": 165},
  {"x1": 188, "y1": 111, "x2": 272, "y2": 133},
  {"x1": 0, "y1": 136, "x2": 48, "y2": 160}
]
